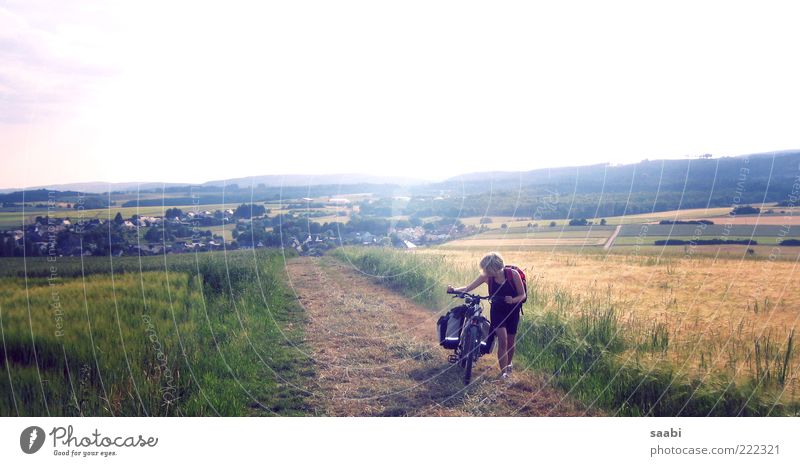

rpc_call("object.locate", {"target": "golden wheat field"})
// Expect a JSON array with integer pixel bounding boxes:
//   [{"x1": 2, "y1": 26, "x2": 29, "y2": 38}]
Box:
[{"x1": 422, "y1": 247, "x2": 800, "y2": 402}]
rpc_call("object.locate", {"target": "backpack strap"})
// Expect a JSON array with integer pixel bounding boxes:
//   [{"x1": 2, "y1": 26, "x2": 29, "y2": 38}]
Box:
[
  {"x1": 504, "y1": 267, "x2": 517, "y2": 295},
  {"x1": 489, "y1": 268, "x2": 519, "y2": 297},
  {"x1": 505, "y1": 267, "x2": 525, "y2": 314}
]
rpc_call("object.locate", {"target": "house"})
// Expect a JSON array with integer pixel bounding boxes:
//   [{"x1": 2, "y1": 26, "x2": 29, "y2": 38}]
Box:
[
  {"x1": 327, "y1": 198, "x2": 351, "y2": 206},
  {"x1": 396, "y1": 227, "x2": 425, "y2": 242},
  {"x1": 290, "y1": 237, "x2": 303, "y2": 253},
  {"x1": 424, "y1": 233, "x2": 450, "y2": 243},
  {"x1": 132, "y1": 244, "x2": 165, "y2": 255},
  {"x1": 122, "y1": 221, "x2": 136, "y2": 229},
  {"x1": 343, "y1": 232, "x2": 362, "y2": 244}
]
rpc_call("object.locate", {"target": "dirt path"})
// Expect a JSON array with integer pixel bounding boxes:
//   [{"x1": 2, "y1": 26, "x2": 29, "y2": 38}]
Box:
[
  {"x1": 603, "y1": 224, "x2": 622, "y2": 250},
  {"x1": 286, "y1": 256, "x2": 592, "y2": 416}
]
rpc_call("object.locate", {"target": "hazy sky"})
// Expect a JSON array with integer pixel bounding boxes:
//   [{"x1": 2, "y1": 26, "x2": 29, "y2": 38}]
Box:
[{"x1": 2, "y1": 1, "x2": 799, "y2": 189}]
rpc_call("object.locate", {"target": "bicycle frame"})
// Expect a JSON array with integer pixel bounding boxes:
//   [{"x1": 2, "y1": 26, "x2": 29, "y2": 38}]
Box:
[{"x1": 446, "y1": 291, "x2": 492, "y2": 383}]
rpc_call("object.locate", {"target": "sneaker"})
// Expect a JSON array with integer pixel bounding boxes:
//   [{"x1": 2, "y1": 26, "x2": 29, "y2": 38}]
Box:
[
  {"x1": 500, "y1": 371, "x2": 510, "y2": 380},
  {"x1": 506, "y1": 363, "x2": 513, "y2": 375}
]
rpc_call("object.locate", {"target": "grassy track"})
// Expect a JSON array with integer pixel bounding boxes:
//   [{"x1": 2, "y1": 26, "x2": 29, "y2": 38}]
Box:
[{"x1": 286, "y1": 256, "x2": 589, "y2": 416}]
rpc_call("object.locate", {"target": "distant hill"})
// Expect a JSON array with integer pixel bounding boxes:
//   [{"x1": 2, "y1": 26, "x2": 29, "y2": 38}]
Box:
[
  {"x1": 0, "y1": 189, "x2": 109, "y2": 210},
  {"x1": 2, "y1": 174, "x2": 427, "y2": 194},
  {"x1": 3, "y1": 150, "x2": 799, "y2": 221},
  {"x1": 201, "y1": 173, "x2": 426, "y2": 188},
  {"x1": 0, "y1": 189, "x2": 88, "y2": 203},
  {"x1": 2, "y1": 181, "x2": 190, "y2": 194},
  {"x1": 378, "y1": 150, "x2": 800, "y2": 219},
  {"x1": 439, "y1": 150, "x2": 800, "y2": 194}
]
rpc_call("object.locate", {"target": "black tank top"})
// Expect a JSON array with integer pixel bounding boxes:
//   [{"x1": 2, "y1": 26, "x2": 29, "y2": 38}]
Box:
[{"x1": 488, "y1": 272, "x2": 521, "y2": 314}]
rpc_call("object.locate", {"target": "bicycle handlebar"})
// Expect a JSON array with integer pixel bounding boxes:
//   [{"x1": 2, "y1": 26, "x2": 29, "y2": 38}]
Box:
[{"x1": 447, "y1": 290, "x2": 491, "y2": 300}]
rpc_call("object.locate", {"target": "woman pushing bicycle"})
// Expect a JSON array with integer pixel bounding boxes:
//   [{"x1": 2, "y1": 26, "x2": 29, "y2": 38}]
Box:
[{"x1": 447, "y1": 252, "x2": 526, "y2": 379}]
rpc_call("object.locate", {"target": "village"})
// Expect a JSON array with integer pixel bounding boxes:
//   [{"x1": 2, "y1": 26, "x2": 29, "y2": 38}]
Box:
[{"x1": 0, "y1": 199, "x2": 477, "y2": 258}]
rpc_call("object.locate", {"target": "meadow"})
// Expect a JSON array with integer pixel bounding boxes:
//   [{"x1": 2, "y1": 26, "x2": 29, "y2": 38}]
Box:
[
  {"x1": 589, "y1": 204, "x2": 800, "y2": 226},
  {"x1": 0, "y1": 250, "x2": 313, "y2": 416},
  {"x1": 439, "y1": 219, "x2": 800, "y2": 259},
  {"x1": 332, "y1": 246, "x2": 800, "y2": 416},
  {"x1": 442, "y1": 226, "x2": 616, "y2": 249},
  {"x1": 0, "y1": 201, "x2": 295, "y2": 229}
]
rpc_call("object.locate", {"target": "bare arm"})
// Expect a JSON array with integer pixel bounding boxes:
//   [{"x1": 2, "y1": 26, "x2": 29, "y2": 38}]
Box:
[
  {"x1": 447, "y1": 274, "x2": 485, "y2": 294},
  {"x1": 508, "y1": 269, "x2": 526, "y2": 304}
]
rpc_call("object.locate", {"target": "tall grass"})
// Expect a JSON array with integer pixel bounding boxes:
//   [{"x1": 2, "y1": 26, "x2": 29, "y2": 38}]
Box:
[
  {"x1": 0, "y1": 250, "x2": 313, "y2": 416},
  {"x1": 331, "y1": 247, "x2": 472, "y2": 310},
  {"x1": 332, "y1": 246, "x2": 799, "y2": 416}
]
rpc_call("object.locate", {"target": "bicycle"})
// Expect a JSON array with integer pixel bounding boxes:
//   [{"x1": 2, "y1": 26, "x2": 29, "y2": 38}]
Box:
[{"x1": 445, "y1": 290, "x2": 494, "y2": 385}]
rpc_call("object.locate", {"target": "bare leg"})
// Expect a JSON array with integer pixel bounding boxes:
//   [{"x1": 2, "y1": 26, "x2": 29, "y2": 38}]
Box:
[
  {"x1": 507, "y1": 333, "x2": 516, "y2": 365},
  {"x1": 495, "y1": 327, "x2": 508, "y2": 372}
]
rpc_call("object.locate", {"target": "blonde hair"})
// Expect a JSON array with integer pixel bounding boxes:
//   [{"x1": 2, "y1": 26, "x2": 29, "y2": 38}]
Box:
[{"x1": 479, "y1": 252, "x2": 505, "y2": 273}]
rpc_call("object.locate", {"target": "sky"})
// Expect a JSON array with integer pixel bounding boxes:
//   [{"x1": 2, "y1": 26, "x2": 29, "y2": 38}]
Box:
[{"x1": 2, "y1": 0, "x2": 800, "y2": 189}]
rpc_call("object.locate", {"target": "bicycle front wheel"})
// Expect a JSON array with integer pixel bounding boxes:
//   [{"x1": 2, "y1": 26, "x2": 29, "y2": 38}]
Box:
[{"x1": 462, "y1": 325, "x2": 480, "y2": 385}]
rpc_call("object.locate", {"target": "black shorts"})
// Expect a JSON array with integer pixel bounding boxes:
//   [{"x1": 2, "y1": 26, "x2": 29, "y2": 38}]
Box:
[{"x1": 489, "y1": 305, "x2": 521, "y2": 335}]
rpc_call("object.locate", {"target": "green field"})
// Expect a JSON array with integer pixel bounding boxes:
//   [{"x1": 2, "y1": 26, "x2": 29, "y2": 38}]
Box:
[
  {"x1": 0, "y1": 212, "x2": 30, "y2": 230},
  {"x1": 476, "y1": 226, "x2": 615, "y2": 239},
  {"x1": 0, "y1": 203, "x2": 270, "y2": 229},
  {"x1": 0, "y1": 250, "x2": 313, "y2": 416},
  {"x1": 612, "y1": 236, "x2": 782, "y2": 246},
  {"x1": 459, "y1": 216, "x2": 571, "y2": 229},
  {"x1": 0, "y1": 201, "x2": 351, "y2": 230},
  {"x1": 440, "y1": 225, "x2": 614, "y2": 250}
]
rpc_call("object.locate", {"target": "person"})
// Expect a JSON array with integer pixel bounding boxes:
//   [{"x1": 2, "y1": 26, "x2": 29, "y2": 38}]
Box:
[{"x1": 447, "y1": 252, "x2": 525, "y2": 379}]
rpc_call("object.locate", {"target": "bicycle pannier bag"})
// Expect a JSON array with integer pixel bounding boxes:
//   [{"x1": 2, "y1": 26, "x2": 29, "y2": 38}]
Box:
[{"x1": 437, "y1": 306, "x2": 466, "y2": 350}]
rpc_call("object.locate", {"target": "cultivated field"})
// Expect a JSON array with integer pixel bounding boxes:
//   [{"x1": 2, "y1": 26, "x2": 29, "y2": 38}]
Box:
[
  {"x1": 443, "y1": 237, "x2": 608, "y2": 248},
  {"x1": 703, "y1": 215, "x2": 800, "y2": 226},
  {"x1": 445, "y1": 213, "x2": 800, "y2": 261},
  {"x1": 0, "y1": 201, "x2": 349, "y2": 229},
  {"x1": 334, "y1": 246, "x2": 800, "y2": 415},
  {"x1": 595, "y1": 204, "x2": 800, "y2": 226},
  {"x1": 443, "y1": 226, "x2": 614, "y2": 250}
]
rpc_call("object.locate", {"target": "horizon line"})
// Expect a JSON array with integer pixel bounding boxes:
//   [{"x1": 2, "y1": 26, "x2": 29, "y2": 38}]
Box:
[{"x1": 2, "y1": 148, "x2": 797, "y2": 193}]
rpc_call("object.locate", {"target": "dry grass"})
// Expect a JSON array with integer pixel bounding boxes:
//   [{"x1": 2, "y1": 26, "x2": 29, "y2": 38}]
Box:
[{"x1": 420, "y1": 247, "x2": 800, "y2": 403}]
